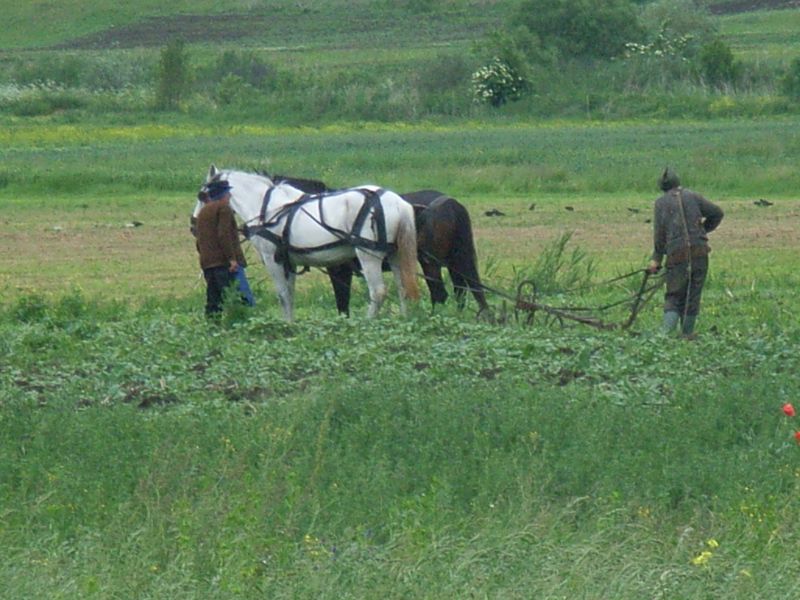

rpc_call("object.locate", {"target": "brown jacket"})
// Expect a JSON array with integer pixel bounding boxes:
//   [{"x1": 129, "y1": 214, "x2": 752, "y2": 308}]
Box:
[{"x1": 195, "y1": 199, "x2": 246, "y2": 270}]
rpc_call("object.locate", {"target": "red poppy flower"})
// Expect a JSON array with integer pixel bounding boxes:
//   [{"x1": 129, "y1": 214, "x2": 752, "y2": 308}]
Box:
[
  {"x1": 783, "y1": 403, "x2": 796, "y2": 417},
  {"x1": 795, "y1": 431, "x2": 800, "y2": 444}
]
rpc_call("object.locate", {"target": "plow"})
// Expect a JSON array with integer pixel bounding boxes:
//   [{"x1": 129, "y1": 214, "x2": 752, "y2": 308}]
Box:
[{"x1": 481, "y1": 269, "x2": 664, "y2": 330}]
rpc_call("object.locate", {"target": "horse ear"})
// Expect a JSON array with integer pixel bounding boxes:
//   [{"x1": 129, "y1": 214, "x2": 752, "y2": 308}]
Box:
[{"x1": 208, "y1": 164, "x2": 218, "y2": 180}]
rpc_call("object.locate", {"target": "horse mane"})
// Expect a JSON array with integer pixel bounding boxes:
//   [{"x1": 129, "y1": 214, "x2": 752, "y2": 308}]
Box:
[{"x1": 259, "y1": 170, "x2": 331, "y2": 194}]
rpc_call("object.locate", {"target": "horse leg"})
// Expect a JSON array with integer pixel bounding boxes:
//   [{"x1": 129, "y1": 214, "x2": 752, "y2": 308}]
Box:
[
  {"x1": 264, "y1": 260, "x2": 295, "y2": 321},
  {"x1": 388, "y1": 256, "x2": 412, "y2": 315},
  {"x1": 450, "y1": 268, "x2": 468, "y2": 310},
  {"x1": 327, "y1": 263, "x2": 354, "y2": 316},
  {"x1": 449, "y1": 251, "x2": 489, "y2": 313},
  {"x1": 357, "y1": 251, "x2": 387, "y2": 318},
  {"x1": 422, "y1": 261, "x2": 448, "y2": 306}
]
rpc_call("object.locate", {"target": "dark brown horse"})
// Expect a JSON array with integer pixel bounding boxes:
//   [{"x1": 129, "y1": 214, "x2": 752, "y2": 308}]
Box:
[
  {"x1": 328, "y1": 190, "x2": 488, "y2": 316},
  {"x1": 269, "y1": 176, "x2": 488, "y2": 315}
]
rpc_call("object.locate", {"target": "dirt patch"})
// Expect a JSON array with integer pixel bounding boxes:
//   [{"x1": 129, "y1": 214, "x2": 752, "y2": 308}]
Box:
[
  {"x1": 52, "y1": 14, "x2": 270, "y2": 50},
  {"x1": 49, "y1": 9, "x2": 490, "y2": 51}
]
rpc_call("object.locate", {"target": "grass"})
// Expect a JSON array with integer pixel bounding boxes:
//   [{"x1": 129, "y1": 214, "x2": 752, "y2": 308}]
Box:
[
  {"x1": 721, "y1": 8, "x2": 800, "y2": 63},
  {"x1": 2, "y1": 181, "x2": 799, "y2": 597},
  {"x1": 4, "y1": 117, "x2": 800, "y2": 197},
  {"x1": 1, "y1": 288, "x2": 799, "y2": 597},
  {"x1": 2, "y1": 2, "x2": 800, "y2": 596}
]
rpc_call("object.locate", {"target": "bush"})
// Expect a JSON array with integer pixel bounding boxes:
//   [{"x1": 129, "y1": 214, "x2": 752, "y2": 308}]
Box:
[
  {"x1": 207, "y1": 50, "x2": 279, "y2": 90},
  {"x1": 215, "y1": 74, "x2": 252, "y2": 107},
  {"x1": 698, "y1": 39, "x2": 741, "y2": 89},
  {"x1": 781, "y1": 57, "x2": 800, "y2": 99},
  {"x1": 471, "y1": 57, "x2": 526, "y2": 107},
  {"x1": 638, "y1": 0, "x2": 717, "y2": 60},
  {"x1": 515, "y1": 0, "x2": 644, "y2": 60},
  {"x1": 0, "y1": 85, "x2": 88, "y2": 117},
  {"x1": 415, "y1": 53, "x2": 473, "y2": 114}
]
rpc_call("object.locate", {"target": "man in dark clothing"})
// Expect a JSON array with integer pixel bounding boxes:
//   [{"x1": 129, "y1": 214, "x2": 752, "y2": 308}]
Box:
[
  {"x1": 646, "y1": 168, "x2": 724, "y2": 337},
  {"x1": 195, "y1": 181, "x2": 248, "y2": 316}
]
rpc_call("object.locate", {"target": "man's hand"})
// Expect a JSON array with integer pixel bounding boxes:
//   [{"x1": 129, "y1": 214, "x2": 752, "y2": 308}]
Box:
[
  {"x1": 646, "y1": 260, "x2": 661, "y2": 275},
  {"x1": 229, "y1": 260, "x2": 239, "y2": 273}
]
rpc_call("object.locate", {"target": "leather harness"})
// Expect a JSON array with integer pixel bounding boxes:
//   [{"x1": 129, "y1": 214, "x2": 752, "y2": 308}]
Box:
[{"x1": 245, "y1": 186, "x2": 393, "y2": 275}]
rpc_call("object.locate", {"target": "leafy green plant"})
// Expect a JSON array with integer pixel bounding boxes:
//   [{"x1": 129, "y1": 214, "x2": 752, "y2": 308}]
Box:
[{"x1": 511, "y1": 231, "x2": 596, "y2": 295}]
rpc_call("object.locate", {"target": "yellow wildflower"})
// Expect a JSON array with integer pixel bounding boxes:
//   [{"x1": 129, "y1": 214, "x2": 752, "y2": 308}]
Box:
[{"x1": 691, "y1": 551, "x2": 713, "y2": 566}]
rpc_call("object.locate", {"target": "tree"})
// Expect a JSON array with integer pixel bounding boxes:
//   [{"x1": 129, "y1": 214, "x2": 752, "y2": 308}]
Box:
[
  {"x1": 155, "y1": 39, "x2": 190, "y2": 110},
  {"x1": 515, "y1": 0, "x2": 644, "y2": 61}
]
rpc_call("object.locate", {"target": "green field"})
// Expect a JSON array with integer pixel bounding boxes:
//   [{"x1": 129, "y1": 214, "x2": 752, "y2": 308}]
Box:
[
  {"x1": 3, "y1": 112, "x2": 800, "y2": 599},
  {"x1": 721, "y1": 8, "x2": 800, "y2": 61},
  {"x1": 2, "y1": 1, "x2": 800, "y2": 598}
]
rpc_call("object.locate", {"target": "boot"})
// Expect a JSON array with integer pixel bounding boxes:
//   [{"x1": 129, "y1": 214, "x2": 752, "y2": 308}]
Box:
[
  {"x1": 662, "y1": 310, "x2": 680, "y2": 334},
  {"x1": 681, "y1": 314, "x2": 697, "y2": 339}
]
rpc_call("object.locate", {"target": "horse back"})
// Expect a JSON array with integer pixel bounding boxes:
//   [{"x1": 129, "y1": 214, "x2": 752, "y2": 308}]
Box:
[{"x1": 402, "y1": 190, "x2": 475, "y2": 261}]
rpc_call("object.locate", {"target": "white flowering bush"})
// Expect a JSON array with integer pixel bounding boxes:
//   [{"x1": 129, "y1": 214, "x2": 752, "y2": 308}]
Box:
[
  {"x1": 623, "y1": 29, "x2": 693, "y2": 61},
  {"x1": 471, "y1": 58, "x2": 526, "y2": 107}
]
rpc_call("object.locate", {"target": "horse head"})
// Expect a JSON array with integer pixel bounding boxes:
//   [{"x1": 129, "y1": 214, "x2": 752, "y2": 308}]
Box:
[{"x1": 194, "y1": 165, "x2": 279, "y2": 223}]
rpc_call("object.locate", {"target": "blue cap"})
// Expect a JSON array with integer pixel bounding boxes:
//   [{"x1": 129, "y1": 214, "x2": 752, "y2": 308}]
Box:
[{"x1": 206, "y1": 180, "x2": 232, "y2": 200}]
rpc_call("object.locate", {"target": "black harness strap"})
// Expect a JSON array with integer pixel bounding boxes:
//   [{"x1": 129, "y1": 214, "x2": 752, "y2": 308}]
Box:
[
  {"x1": 259, "y1": 186, "x2": 276, "y2": 224},
  {"x1": 246, "y1": 187, "x2": 394, "y2": 276},
  {"x1": 351, "y1": 189, "x2": 388, "y2": 251}
]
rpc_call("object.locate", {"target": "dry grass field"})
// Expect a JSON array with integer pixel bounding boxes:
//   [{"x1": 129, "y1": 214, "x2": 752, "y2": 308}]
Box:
[{"x1": 4, "y1": 191, "x2": 797, "y2": 310}]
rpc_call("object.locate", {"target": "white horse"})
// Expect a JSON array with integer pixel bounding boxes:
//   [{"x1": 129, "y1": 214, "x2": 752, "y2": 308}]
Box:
[{"x1": 192, "y1": 165, "x2": 419, "y2": 321}]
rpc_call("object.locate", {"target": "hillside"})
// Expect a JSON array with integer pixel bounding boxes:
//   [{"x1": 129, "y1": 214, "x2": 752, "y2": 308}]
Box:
[
  {"x1": 4, "y1": 0, "x2": 797, "y2": 50},
  {"x1": 4, "y1": 1, "x2": 510, "y2": 50}
]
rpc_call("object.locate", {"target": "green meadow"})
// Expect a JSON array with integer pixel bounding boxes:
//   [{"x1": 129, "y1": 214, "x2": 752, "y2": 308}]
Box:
[{"x1": 2, "y1": 1, "x2": 800, "y2": 598}]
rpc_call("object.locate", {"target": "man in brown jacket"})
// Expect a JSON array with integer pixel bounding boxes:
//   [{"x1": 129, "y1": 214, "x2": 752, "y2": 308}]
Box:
[
  {"x1": 647, "y1": 168, "x2": 724, "y2": 337},
  {"x1": 195, "y1": 180, "x2": 248, "y2": 316}
]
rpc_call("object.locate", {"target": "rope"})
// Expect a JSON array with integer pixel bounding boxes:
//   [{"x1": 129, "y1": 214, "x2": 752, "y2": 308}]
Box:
[{"x1": 675, "y1": 188, "x2": 693, "y2": 325}]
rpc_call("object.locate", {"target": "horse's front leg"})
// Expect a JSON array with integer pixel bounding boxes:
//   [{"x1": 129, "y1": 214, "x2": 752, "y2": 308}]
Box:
[
  {"x1": 253, "y1": 239, "x2": 296, "y2": 321},
  {"x1": 327, "y1": 262, "x2": 354, "y2": 317},
  {"x1": 262, "y1": 258, "x2": 295, "y2": 321},
  {"x1": 357, "y1": 252, "x2": 387, "y2": 318}
]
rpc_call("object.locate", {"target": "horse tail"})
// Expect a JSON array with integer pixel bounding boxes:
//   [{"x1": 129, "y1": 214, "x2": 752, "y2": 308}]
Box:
[
  {"x1": 452, "y1": 200, "x2": 481, "y2": 285},
  {"x1": 396, "y1": 205, "x2": 420, "y2": 301},
  {"x1": 451, "y1": 199, "x2": 489, "y2": 310}
]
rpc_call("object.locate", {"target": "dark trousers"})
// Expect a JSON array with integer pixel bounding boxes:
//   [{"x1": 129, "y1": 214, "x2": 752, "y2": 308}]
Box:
[
  {"x1": 203, "y1": 266, "x2": 236, "y2": 316},
  {"x1": 664, "y1": 255, "x2": 708, "y2": 317}
]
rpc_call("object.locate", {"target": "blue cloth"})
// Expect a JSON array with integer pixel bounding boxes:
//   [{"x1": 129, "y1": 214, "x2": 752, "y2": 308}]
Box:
[
  {"x1": 235, "y1": 266, "x2": 255, "y2": 306},
  {"x1": 207, "y1": 180, "x2": 232, "y2": 200}
]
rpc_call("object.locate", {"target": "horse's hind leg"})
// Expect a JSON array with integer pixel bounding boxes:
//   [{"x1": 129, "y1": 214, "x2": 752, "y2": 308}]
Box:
[
  {"x1": 357, "y1": 252, "x2": 388, "y2": 318},
  {"x1": 450, "y1": 269, "x2": 468, "y2": 310},
  {"x1": 422, "y1": 261, "x2": 448, "y2": 306},
  {"x1": 388, "y1": 258, "x2": 408, "y2": 315}
]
